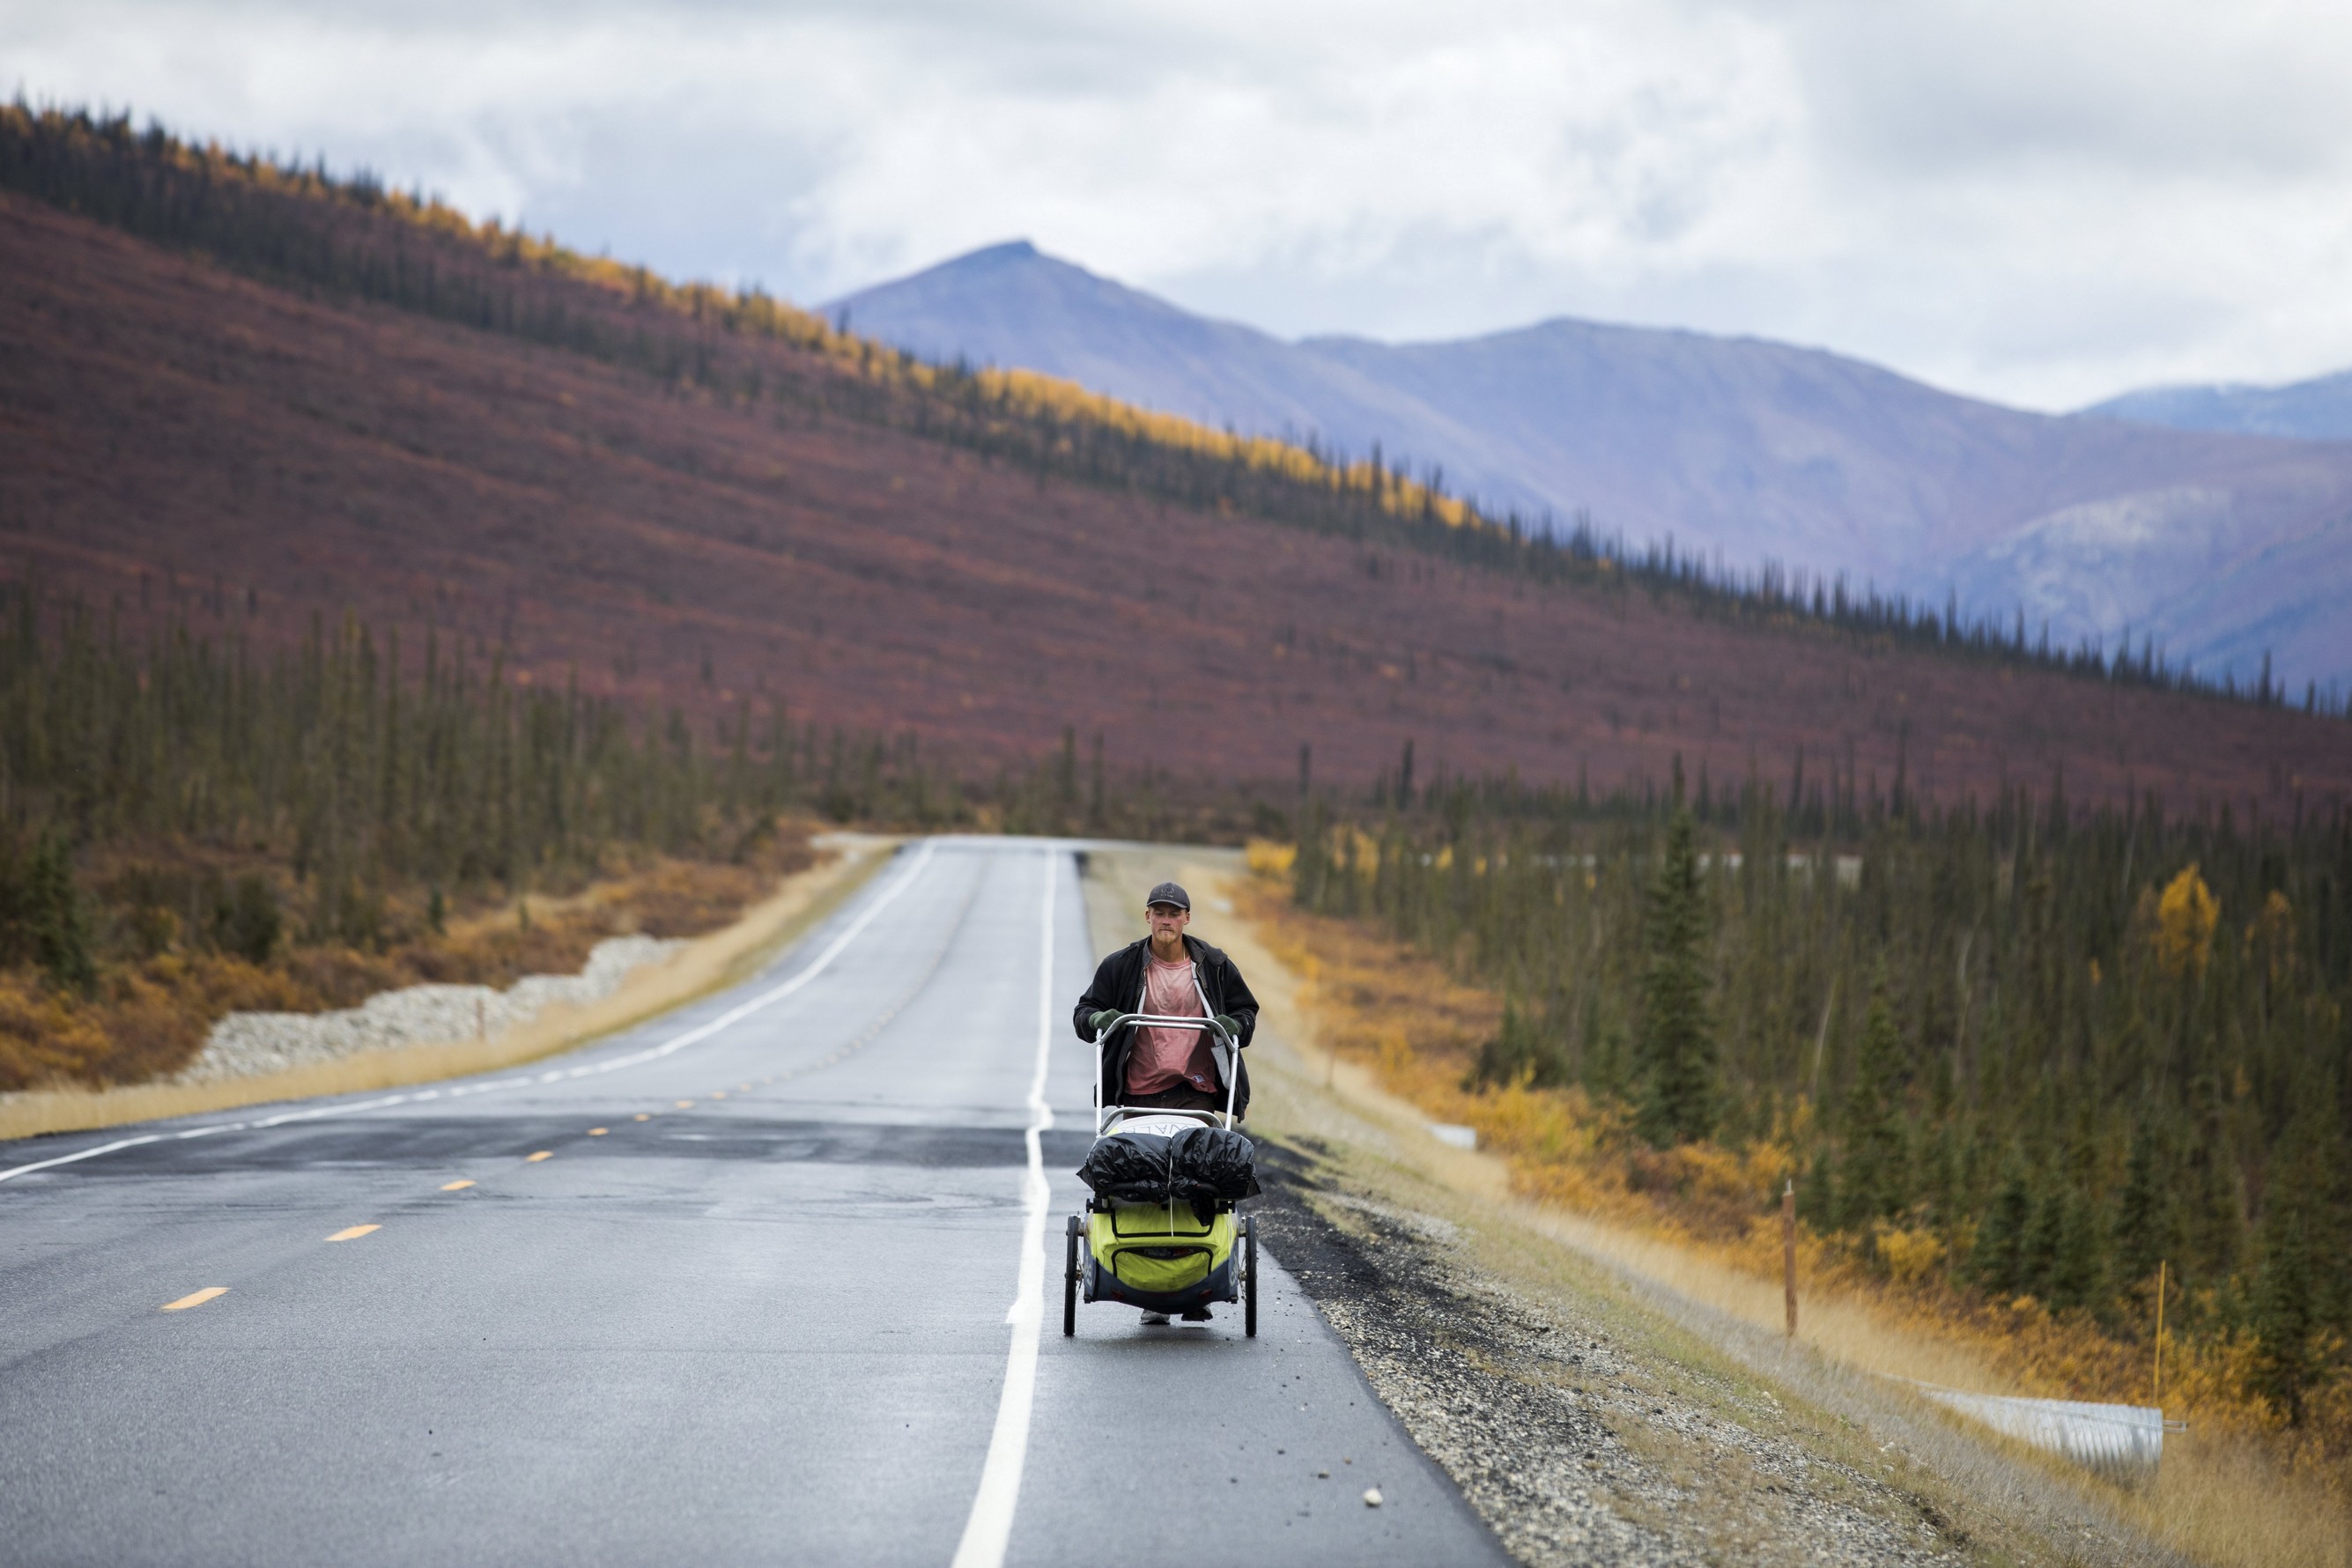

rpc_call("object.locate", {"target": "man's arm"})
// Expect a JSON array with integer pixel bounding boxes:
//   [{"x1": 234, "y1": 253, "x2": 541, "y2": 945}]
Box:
[
  {"x1": 1072, "y1": 949, "x2": 1129, "y2": 1040},
  {"x1": 1211, "y1": 954, "x2": 1260, "y2": 1048}
]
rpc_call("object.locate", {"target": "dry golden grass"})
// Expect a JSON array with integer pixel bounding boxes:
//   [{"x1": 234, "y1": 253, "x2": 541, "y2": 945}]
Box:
[
  {"x1": 0, "y1": 829, "x2": 825, "y2": 1095},
  {"x1": 1225, "y1": 856, "x2": 2351, "y2": 1568},
  {"x1": 0, "y1": 837, "x2": 892, "y2": 1142}
]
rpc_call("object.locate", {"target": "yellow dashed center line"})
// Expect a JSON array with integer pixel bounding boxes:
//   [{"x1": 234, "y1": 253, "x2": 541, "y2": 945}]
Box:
[
  {"x1": 675, "y1": 1100, "x2": 694, "y2": 1109},
  {"x1": 326, "y1": 1224, "x2": 380, "y2": 1242},
  {"x1": 525, "y1": 1150, "x2": 552, "y2": 1163},
  {"x1": 162, "y1": 1287, "x2": 228, "y2": 1312},
  {"x1": 588, "y1": 1128, "x2": 608, "y2": 1135},
  {"x1": 633, "y1": 1113, "x2": 652, "y2": 1121},
  {"x1": 440, "y1": 1180, "x2": 476, "y2": 1192},
  {"x1": 709, "y1": 1091, "x2": 727, "y2": 1100}
]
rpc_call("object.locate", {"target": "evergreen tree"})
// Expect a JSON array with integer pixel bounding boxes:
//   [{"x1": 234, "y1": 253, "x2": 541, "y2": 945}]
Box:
[
  {"x1": 2250, "y1": 1105, "x2": 2330, "y2": 1424},
  {"x1": 1637, "y1": 802, "x2": 1717, "y2": 1146},
  {"x1": 2048, "y1": 1191, "x2": 2106, "y2": 1313},
  {"x1": 1975, "y1": 1164, "x2": 2033, "y2": 1298},
  {"x1": 1839, "y1": 960, "x2": 1908, "y2": 1231},
  {"x1": 215, "y1": 875, "x2": 283, "y2": 965},
  {"x1": 2018, "y1": 1180, "x2": 2066, "y2": 1304},
  {"x1": 2250, "y1": 1194, "x2": 2319, "y2": 1425},
  {"x1": 1468, "y1": 997, "x2": 1569, "y2": 1089},
  {"x1": 28, "y1": 832, "x2": 95, "y2": 994},
  {"x1": 2112, "y1": 1120, "x2": 2174, "y2": 1293}
]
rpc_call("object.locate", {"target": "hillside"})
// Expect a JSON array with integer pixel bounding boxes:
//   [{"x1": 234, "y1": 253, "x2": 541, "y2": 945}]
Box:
[
  {"x1": 5, "y1": 137, "x2": 2351, "y2": 813},
  {"x1": 832, "y1": 242, "x2": 2352, "y2": 692}
]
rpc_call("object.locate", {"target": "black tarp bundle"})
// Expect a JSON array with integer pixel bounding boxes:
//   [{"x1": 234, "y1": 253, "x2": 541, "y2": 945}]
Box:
[{"x1": 1076, "y1": 1125, "x2": 1261, "y2": 1213}]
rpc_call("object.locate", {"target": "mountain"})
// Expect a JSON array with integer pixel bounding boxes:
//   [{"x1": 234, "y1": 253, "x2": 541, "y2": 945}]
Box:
[
  {"x1": 830, "y1": 246, "x2": 2352, "y2": 693},
  {"x1": 7, "y1": 109, "x2": 2350, "y2": 816},
  {"x1": 2082, "y1": 368, "x2": 2352, "y2": 441}
]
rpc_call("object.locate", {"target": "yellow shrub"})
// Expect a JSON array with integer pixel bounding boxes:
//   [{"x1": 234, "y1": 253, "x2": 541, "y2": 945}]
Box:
[
  {"x1": 1244, "y1": 839, "x2": 1297, "y2": 878},
  {"x1": 0, "y1": 978, "x2": 112, "y2": 1090},
  {"x1": 1875, "y1": 1224, "x2": 1948, "y2": 1284}
]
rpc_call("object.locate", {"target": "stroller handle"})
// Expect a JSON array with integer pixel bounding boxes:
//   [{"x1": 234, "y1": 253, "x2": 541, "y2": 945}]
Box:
[
  {"x1": 1088, "y1": 1013, "x2": 1242, "y2": 1128},
  {"x1": 1089, "y1": 1012, "x2": 1238, "y2": 1047}
]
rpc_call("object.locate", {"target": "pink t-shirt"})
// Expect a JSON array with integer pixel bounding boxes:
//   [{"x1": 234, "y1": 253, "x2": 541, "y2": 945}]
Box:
[{"x1": 1124, "y1": 956, "x2": 1215, "y2": 1096}]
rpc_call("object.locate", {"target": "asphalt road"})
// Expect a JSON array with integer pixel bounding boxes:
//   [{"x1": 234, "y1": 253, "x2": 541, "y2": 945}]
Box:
[{"x1": 0, "y1": 839, "x2": 1507, "y2": 1567}]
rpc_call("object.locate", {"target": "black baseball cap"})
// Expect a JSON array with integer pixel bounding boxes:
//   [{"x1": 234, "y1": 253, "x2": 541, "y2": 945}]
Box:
[{"x1": 1144, "y1": 881, "x2": 1191, "y2": 911}]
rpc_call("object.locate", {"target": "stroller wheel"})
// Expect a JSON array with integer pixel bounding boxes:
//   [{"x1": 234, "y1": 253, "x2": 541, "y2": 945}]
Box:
[
  {"x1": 1243, "y1": 1214, "x2": 1258, "y2": 1339},
  {"x1": 1063, "y1": 1214, "x2": 1081, "y2": 1337}
]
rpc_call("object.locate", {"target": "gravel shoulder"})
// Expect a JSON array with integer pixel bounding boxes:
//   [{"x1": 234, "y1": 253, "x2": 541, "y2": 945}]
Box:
[{"x1": 1248, "y1": 1132, "x2": 2176, "y2": 1567}]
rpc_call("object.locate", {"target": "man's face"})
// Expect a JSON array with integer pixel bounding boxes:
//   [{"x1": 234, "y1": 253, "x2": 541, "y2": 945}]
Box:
[{"x1": 1146, "y1": 902, "x2": 1190, "y2": 944}]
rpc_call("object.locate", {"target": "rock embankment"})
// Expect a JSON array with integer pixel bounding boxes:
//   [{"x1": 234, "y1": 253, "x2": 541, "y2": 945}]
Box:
[{"x1": 177, "y1": 935, "x2": 684, "y2": 1084}]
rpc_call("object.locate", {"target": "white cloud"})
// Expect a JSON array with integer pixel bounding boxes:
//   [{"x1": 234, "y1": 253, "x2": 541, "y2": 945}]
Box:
[{"x1": 5, "y1": 0, "x2": 2350, "y2": 408}]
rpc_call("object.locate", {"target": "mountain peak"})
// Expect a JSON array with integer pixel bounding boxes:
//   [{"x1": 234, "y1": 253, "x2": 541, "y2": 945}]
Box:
[{"x1": 953, "y1": 238, "x2": 1040, "y2": 266}]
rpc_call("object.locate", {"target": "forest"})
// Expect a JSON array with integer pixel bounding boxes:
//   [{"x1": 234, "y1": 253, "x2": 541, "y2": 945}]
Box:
[
  {"x1": 1289, "y1": 758, "x2": 2352, "y2": 1432},
  {"x1": 0, "y1": 588, "x2": 1241, "y2": 1090},
  {"x1": 4, "y1": 100, "x2": 2341, "y2": 719}
]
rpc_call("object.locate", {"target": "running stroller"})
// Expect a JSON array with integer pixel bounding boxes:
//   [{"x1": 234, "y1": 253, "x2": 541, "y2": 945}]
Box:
[{"x1": 1063, "y1": 1013, "x2": 1259, "y2": 1336}]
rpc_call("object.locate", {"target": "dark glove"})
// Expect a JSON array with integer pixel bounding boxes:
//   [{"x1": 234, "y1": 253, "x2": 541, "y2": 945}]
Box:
[
  {"x1": 1088, "y1": 1010, "x2": 1121, "y2": 1038},
  {"x1": 1213, "y1": 1014, "x2": 1242, "y2": 1041}
]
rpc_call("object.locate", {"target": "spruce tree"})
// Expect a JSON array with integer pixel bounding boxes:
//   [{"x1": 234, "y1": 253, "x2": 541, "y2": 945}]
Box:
[
  {"x1": 1637, "y1": 802, "x2": 1716, "y2": 1146},
  {"x1": 1976, "y1": 1163, "x2": 2033, "y2": 1298},
  {"x1": 1468, "y1": 997, "x2": 1569, "y2": 1089},
  {"x1": 1840, "y1": 960, "x2": 1908, "y2": 1231},
  {"x1": 2250, "y1": 1194, "x2": 2319, "y2": 1425},
  {"x1": 2250, "y1": 1105, "x2": 2329, "y2": 1424},
  {"x1": 2048, "y1": 1191, "x2": 2106, "y2": 1312},
  {"x1": 28, "y1": 833, "x2": 95, "y2": 994},
  {"x1": 2112, "y1": 1120, "x2": 2173, "y2": 1292},
  {"x1": 2018, "y1": 1178, "x2": 2066, "y2": 1304}
]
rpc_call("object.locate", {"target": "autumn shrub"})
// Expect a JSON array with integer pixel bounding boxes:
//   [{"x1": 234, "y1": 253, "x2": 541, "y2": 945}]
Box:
[{"x1": 0, "y1": 977, "x2": 112, "y2": 1091}]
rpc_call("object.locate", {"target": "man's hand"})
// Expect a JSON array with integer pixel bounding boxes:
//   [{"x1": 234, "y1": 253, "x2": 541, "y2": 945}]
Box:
[
  {"x1": 1087, "y1": 1010, "x2": 1121, "y2": 1038},
  {"x1": 1213, "y1": 1013, "x2": 1242, "y2": 1041}
]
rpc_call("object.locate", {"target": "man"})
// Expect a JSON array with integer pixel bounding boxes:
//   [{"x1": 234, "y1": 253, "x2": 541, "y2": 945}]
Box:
[
  {"x1": 1074, "y1": 880, "x2": 1261, "y2": 1326},
  {"x1": 1073, "y1": 880, "x2": 1260, "y2": 1120}
]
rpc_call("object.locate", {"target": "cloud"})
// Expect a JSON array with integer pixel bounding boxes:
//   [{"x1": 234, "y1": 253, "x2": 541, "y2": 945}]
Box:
[{"x1": 6, "y1": 0, "x2": 2350, "y2": 408}]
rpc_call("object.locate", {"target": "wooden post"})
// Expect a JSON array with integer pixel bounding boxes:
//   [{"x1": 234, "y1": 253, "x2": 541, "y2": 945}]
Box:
[
  {"x1": 2153, "y1": 1259, "x2": 2166, "y2": 1406},
  {"x1": 1783, "y1": 1179, "x2": 1798, "y2": 1338}
]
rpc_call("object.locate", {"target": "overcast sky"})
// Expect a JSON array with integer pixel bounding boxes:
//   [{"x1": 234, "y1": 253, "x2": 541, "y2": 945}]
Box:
[{"x1": 9, "y1": 0, "x2": 2349, "y2": 410}]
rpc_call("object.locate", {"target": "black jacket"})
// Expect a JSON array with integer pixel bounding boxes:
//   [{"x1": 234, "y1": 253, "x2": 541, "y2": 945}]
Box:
[{"x1": 1073, "y1": 936, "x2": 1261, "y2": 1120}]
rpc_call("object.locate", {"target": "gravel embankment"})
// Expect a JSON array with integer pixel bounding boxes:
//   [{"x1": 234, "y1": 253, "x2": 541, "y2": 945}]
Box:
[
  {"x1": 1253, "y1": 1138, "x2": 2169, "y2": 1568},
  {"x1": 177, "y1": 935, "x2": 684, "y2": 1084}
]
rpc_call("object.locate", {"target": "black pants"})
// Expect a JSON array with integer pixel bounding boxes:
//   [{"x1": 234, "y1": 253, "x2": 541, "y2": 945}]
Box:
[{"x1": 1120, "y1": 1083, "x2": 1223, "y2": 1112}]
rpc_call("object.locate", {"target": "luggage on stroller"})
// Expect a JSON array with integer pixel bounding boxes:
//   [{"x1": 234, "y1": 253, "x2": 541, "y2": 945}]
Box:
[{"x1": 1063, "y1": 1015, "x2": 1259, "y2": 1336}]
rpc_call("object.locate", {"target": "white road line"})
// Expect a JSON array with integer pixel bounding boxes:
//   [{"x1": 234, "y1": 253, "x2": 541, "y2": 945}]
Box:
[
  {"x1": 950, "y1": 848, "x2": 1057, "y2": 1568},
  {"x1": 0, "y1": 841, "x2": 939, "y2": 1187}
]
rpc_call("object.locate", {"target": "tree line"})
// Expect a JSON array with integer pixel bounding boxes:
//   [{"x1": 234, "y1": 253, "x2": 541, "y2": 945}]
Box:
[
  {"x1": 0, "y1": 585, "x2": 1268, "y2": 1008},
  {"x1": 4, "y1": 100, "x2": 2334, "y2": 717},
  {"x1": 1291, "y1": 758, "x2": 2352, "y2": 1427}
]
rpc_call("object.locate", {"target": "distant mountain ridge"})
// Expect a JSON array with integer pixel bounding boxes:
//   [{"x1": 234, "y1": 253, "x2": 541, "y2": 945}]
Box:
[
  {"x1": 2081, "y1": 368, "x2": 2352, "y2": 441},
  {"x1": 830, "y1": 245, "x2": 2352, "y2": 693}
]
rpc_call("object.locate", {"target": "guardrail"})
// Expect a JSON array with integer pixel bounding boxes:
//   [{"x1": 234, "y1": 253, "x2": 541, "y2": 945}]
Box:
[{"x1": 1899, "y1": 1380, "x2": 2182, "y2": 1476}]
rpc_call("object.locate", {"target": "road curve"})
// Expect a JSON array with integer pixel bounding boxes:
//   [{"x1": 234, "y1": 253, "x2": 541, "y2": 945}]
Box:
[{"x1": 0, "y1": 839, "x2": 1506, "y2": 1567}]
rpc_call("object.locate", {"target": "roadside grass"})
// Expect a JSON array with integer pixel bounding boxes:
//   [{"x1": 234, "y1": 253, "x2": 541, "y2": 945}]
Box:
[
  {"x1": 1194, "y1": 849, "x2": 2348, "y2": 1568},
  {"x1": 0, "y1": 837, "x2": 891, "y2": 1142},
  {"x1": 1, "y1": 825, "x2": 832, "y2": 1095}
]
